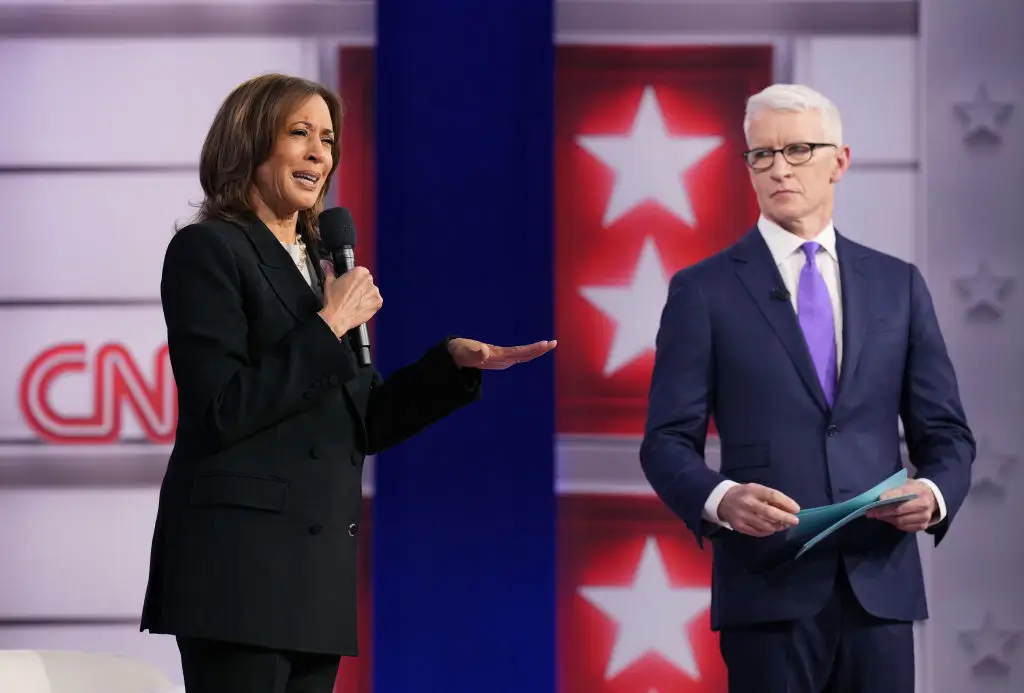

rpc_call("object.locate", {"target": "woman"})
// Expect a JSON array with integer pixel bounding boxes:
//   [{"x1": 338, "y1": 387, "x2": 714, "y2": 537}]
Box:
[{"x1": 140, "y1": 73, "x2": 555, "y2": 693}]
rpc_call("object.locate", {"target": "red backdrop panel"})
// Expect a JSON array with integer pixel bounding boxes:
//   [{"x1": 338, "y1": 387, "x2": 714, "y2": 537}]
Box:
[
  {"x1": 558, "y1": 494, "x2": 724, "y2": 693},
  {"x1": 555, "y1": 46, "x2": 773, "y2": 435},
  {"x1": 337, "y1": 47, "x2": 376, "y2": 279},
  {"x1": 333, "y1": 45, "x2": 376, "y2": 693}
]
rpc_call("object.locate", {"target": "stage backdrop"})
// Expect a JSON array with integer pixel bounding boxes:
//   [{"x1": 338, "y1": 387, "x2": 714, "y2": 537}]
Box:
[
  {"x1": 554, "y1": 46, "x2": 773, "y2": 693},
  {"x1": 334, "y1": 43, "x2": 772, "y2": 693}
]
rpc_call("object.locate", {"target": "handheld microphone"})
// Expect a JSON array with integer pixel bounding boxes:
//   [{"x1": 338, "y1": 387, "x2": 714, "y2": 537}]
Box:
[
  {"x1": 319, "y1": 207, "x2": 372, "y2": 367},
  {"x1": 771, "y1": 287, "x2": 791, "y2": 302}
]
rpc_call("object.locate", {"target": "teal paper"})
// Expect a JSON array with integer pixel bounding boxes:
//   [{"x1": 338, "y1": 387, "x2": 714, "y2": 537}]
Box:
[
  {"x1": 793, "y1": 494, "x2": 916, "y2": 558},
  {"x1": 785, "y1": 469, "x2": 917, "y2": 558}
]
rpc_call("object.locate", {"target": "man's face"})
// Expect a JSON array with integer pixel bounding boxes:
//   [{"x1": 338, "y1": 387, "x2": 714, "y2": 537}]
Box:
[{"x1": 744, "y1": 108, "x2": 850, "y2": 229}]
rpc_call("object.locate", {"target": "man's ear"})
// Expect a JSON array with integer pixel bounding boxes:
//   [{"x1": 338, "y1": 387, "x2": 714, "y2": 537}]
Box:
[{"x1": 831, "y1": 144, "x2": 852, "y2": 184}]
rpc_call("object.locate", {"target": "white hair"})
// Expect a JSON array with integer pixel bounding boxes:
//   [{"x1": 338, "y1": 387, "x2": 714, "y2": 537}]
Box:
[{"x1": 743, "y1": 83, "x2": 844, "y2": 146}]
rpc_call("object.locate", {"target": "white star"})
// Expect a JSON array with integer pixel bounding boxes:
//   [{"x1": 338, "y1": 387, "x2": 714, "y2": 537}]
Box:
[
  {"x1": 959, "y1": 612, "x2": 1020, "y2": 673},
  {"x1": 579, "y1": 536, "x2": 711, "y2": 681},
  {"x1": 579, "y1": 236, "x2": 671, "y2": 376},
  {"x1": 970, "y1": 438, "x2": 1017, "y2": 496},
  {"x1": 954, "y1": 261, "x2": 1014, "y2": 319},
  {"x1": 577, "y1": 86, "x2": 723, "y2": 227},
  {"x1": 953, "y1": 85, "x2": 1015, "y2": 143}
]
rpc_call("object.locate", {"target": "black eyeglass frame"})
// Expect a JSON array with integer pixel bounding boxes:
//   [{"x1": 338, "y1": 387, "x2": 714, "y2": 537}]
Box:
[{"x1": 741, "y1": 142, "x2": 838, "y2": 171}]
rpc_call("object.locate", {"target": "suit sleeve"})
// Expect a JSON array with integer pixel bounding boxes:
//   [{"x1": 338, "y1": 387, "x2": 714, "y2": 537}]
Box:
[
  {"x1": 161, "y1": 225, "x2": 357, "y2": 449},
  {"x1": 365, "y1": 338, "x2": 482, "y2": 454},
  {"x1": 900, "y1": 264, "x2": 976, "y2": 545},
  {"x1": 639, "y1": 269, "x2": 729, "y2": 546}
]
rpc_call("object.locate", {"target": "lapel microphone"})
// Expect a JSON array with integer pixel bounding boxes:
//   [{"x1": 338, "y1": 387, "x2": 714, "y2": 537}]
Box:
[
  {"x1": 771, "y1": 287, "x2": 791, "y2": 301},
  {"x1": 319, "y1": 207, "x2": 372, "y2": 367}
]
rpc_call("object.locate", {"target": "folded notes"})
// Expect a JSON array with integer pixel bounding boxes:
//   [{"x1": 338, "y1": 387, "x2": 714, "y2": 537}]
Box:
[{"x1": 785, "y1": 468, "x2": 917, "y2": 559}]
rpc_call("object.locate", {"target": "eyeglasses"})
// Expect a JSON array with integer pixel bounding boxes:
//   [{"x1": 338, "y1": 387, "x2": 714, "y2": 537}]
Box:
[{"x1": 741, "y1": 142, "x2": 837, "y2": 171}]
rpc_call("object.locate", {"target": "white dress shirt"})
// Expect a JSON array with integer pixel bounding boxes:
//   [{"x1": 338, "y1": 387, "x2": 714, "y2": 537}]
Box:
[{"x1": 702, "y1": 215, "x2": 946, "y2": 528}]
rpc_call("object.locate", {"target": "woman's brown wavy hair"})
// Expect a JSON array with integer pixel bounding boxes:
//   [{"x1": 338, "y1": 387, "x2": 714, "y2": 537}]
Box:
[{"x1": 191, "y1": 73, "x2": 343, "y2": 242}]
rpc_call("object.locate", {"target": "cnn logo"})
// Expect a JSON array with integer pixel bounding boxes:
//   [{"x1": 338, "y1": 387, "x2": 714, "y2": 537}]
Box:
[{"x1": 19, "y1": 343, "x2": 177, "y2": 445}]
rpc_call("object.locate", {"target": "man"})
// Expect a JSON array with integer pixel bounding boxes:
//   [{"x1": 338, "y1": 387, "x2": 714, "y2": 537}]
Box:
[{"x1": 640, "y1": 84, "x2": 974, "y2": 693}]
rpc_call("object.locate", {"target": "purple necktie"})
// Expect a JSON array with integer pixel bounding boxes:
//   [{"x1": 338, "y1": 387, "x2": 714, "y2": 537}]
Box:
[{"x1": 797, "y1": 241, "x2": 837, "y2": 406}]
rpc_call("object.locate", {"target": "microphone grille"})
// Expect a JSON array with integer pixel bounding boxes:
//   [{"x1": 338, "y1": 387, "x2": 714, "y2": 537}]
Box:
[{"x1": 319, "y1": 207, "x2": 357, "y2": 249}]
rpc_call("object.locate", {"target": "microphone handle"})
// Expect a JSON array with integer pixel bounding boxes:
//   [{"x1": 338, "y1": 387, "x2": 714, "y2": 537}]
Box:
[
  {"x1": 352, "y1": 326, "x2": 372, "y2": 367},
  {"x1": 330, "y1": 247, "x2": 373, "y2": 367}
]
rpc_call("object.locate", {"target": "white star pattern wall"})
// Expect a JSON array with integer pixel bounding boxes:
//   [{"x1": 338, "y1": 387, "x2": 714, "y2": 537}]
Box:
[
  {"x1": 958, "y1": 613, "x2": 1021, "y2": 679},
  {"x1": 969, "y1": 439, "x2": 1017, "y2": 499},
  {"x1": 953, "y1": 85, "x2": 1015, "y2": 145},
  {"x1": 954, "y1": 262, "x2": 1015, "y2": 322},
  {"x1": 922, "y1": 0, "x2": 1024, "y2": 691}
]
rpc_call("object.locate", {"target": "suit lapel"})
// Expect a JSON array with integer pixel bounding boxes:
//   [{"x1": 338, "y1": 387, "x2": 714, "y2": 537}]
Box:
[
  {"x1": 308, "y1": 236, "x2": 368, "y2": 448},
  {"x1": 732, "y1": 228, "x2": 829, "y2": 413},
  {"x1": 235, "y1": 215, "x2": 369, "y2": 446},
  {"x1": 833, "y1": 232, "x2": 868, "y2": 409},
  {"x1": 239, "y1": 214, "x2": 319, "y2": 321}
]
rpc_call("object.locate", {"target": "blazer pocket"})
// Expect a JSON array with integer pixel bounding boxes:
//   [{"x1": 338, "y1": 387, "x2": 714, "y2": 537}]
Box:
[
  {"x1": 190, "y1": 471, "x2": 288, "y2": 512},
  {"x1": 720, "y1": 442, "x2": 770, "y2": 472}
]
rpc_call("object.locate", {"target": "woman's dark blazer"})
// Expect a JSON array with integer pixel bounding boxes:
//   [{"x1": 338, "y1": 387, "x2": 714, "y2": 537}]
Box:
[{"x1": 140, "y1": 212, "x2": 481, "y2": 656}]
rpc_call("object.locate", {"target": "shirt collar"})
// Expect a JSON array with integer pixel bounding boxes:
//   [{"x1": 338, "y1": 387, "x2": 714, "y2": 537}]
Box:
[{"x1": 757, "y1": 214, "x2": 838, "y2": 265}]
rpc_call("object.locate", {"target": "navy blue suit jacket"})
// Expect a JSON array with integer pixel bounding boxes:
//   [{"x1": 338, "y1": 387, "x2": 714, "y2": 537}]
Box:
[{"x1": 640, "y1": 227, "x2": 974, "y2": 630}]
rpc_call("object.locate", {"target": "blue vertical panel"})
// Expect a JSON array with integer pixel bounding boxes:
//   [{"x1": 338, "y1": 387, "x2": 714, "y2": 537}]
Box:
[{"x1": 372, "y1": 2, "x2": 555, "y2": 693}]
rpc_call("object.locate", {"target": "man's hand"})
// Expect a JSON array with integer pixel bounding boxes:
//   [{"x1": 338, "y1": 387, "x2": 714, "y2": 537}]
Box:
[
  {"x1": 718, "y1": 483, "x2": 801, "y2": 537},
  {"x1": 447, "y1": 338, "x2": 557, "y2": 370},
  {"x1": 865, "y1": 479, "x2": 937, "y2": 532}
]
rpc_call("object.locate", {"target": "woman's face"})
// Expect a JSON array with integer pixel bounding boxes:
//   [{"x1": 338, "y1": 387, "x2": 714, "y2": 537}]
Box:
[{"x1": 252, "y1": 94, "x2": 335, "y2": 219}]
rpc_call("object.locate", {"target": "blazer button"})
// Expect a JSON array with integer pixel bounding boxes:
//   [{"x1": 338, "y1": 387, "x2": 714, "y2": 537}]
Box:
[
  {"x1": 309, "y1": 524, "x2": 323, "y2": 536},
  {"x1": 348, "y1": 522, "x2": 358, "y2": 537},
  {"x1": 827, "y1": 425, "x2": 838, "y2": 437},
  {"x1": 328, "y1": 374, "x2": 339, "y2": 386},
  {"x1": 309, "y1": 446, "x2": 320, "y2": 459}
]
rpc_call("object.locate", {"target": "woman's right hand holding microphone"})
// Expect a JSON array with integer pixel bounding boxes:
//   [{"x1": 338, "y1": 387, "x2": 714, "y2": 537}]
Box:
[{"x1": 317, "y1": 263, "x2": 383, "y2": 338}]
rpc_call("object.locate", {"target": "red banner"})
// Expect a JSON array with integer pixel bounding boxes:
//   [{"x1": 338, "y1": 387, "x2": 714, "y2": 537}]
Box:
[
  {"x1": 555, "y1": 46, "x2": 772, "y2": 435},
  {"x1": 559, "y1": 494, "x2": 725, "y2": 693},
  {"x1": 337, "y1": 47, "x2": 377, "y2": 281}
]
